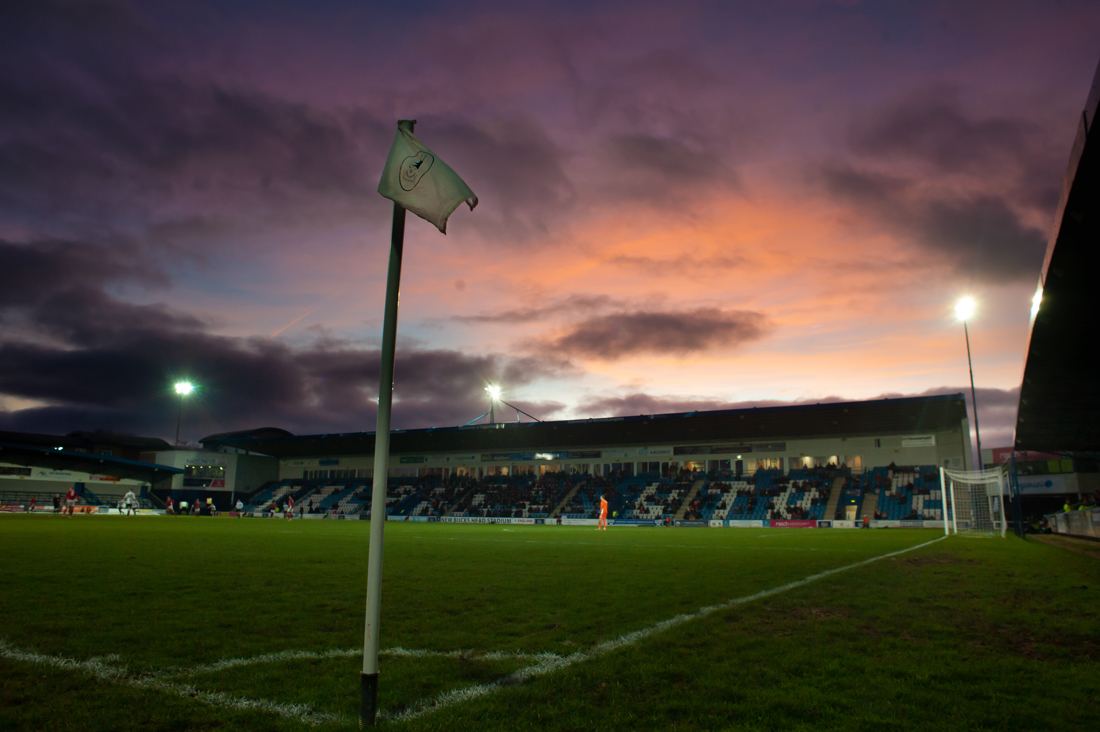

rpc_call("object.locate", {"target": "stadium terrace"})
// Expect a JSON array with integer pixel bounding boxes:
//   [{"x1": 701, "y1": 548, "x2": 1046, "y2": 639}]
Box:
[
  {"x1": 208, "y1": 392, "x2": 972, "y2": 476},
  {"x1": 96, "y1": 393, "x2": 972, "y2": 524}
]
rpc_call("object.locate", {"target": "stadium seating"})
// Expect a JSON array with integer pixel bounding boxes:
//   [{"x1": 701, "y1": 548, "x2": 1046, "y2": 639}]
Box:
[{"x1": 872, "y1": 466, "x2": 944, "y2": 521}]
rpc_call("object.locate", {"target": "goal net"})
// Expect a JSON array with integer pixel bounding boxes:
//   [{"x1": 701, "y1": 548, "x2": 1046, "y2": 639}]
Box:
[{"x1": 939, "y1": 465, "x2": 1008, "y2": 537}]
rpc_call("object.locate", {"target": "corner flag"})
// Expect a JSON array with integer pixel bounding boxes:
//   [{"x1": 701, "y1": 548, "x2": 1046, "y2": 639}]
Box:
[
  {"x1": 377, "y1": 126, "x2": 478, "y2": 234},
  {"x1": 362, "y1": 120, "x2": 478, "y2": 727}
]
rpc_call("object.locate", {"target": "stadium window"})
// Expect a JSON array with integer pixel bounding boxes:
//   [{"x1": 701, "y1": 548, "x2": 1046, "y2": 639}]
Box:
[
  {"x1": 874, "y1": 438, "x2": 881, "y2": 448},
  {"x1": 99, "y1": 449, "x2": 112, "y2": 457}
]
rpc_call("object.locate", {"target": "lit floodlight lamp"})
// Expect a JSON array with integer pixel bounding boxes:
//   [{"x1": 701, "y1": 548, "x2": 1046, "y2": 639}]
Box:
[
  {"x1": 954, "y1": 297, "x2": 975, "y2": 321},
  {"x1": 953, "y1": 297, "x2": 982, "y2": 468},
  {"x1": 173, "y1": 380, "x2": 196, "y2": 444},
  {"x1": 484, "y1": 384, "x2": 501, "y2": 425},
  {"x1": 1030, "y1": 288, "x2": 1043, "y2": 320}
]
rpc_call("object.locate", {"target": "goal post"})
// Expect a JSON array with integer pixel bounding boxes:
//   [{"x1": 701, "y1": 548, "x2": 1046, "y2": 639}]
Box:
[{"x1": 941, "y1": 465, "x2": 1008, "y2": 538}]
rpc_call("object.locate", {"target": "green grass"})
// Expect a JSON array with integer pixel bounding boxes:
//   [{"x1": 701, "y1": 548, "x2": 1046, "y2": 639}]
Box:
[{"x1": 1, "y1": 515, "x2": 1097, "y2": 731}]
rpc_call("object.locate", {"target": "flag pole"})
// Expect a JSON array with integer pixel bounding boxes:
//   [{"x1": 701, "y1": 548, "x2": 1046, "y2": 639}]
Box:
[{"x1": 360, "y1": 120, "x2": 414, "y2": 728}]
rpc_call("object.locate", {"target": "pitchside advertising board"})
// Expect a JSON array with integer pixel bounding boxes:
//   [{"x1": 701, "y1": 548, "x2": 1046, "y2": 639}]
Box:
[{"x1": 1016, "y1": 475, "x2": 1070, "y2": 495}]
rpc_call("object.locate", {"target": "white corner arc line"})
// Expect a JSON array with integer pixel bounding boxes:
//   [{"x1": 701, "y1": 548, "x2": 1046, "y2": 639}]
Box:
[
  {"x1": 1, "y1": 536, "x2": 946, "y2": 726},
  {"x1": 180, "y1": 647, "x2": 559, "y2": 677},
  {"x1": 385, "y1": 535, "x2": 947, "y2": 723},
  {"x1": 0, "y1": 640, "x2": 345, "y2": 725}
]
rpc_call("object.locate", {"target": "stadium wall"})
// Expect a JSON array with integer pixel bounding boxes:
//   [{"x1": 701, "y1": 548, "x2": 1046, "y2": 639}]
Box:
[
  {"x1": 142, "y1": 450, "x2": 277, "y2": 499},
  {"x1": 0, "y1": 464, "x2": 147, "y2": 499},
  {"x1": 272, "y1": 425, "x2": 969, "y2": 481}
]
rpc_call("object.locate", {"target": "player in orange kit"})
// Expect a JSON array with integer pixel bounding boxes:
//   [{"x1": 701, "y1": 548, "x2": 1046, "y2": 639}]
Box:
[{"x1": 598, "y1": 494, "x2": 608, "y2": 531}]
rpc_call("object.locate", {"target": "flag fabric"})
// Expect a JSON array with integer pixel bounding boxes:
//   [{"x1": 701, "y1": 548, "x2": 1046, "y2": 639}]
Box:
[{"x1": 377, "y1": 125, "x2": 478, "y2": 234}]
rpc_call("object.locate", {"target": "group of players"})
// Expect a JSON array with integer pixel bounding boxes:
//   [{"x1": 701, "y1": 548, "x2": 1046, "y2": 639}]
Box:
[
  {"x1": 27, "y1": 488, "x2": 140, "y2": 516},
  {"x1": 163, "y1": 496, "x2": 247, "y2": 516}
]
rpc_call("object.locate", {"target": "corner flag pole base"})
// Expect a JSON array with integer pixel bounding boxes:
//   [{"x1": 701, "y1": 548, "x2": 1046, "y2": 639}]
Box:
[{"x1": 360, "y1": 671, "x2": 379, "y2": 727}]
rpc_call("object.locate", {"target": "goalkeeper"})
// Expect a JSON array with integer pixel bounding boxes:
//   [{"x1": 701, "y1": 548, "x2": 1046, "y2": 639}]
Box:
[{"x1": 598, "y1": 494, "x2": 608, "y2": 531}]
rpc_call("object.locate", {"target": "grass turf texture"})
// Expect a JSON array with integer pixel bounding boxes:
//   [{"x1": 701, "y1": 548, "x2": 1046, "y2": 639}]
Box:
[{"x1": 0, "y1": 516, "x2": 1095, "y2": 731}]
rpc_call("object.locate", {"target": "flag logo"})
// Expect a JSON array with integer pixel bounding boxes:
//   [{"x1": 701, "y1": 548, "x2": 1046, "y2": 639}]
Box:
[{"x1": 400, "y1": 152, "x2": 434, "y2": 191}]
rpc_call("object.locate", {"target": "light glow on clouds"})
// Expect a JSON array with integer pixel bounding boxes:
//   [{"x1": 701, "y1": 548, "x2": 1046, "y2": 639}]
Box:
[{"x1": 0, "y1": 0, "x2": 1097, "y2": 451}]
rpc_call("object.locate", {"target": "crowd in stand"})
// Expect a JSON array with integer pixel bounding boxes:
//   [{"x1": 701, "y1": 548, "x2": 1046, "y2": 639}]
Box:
[
  {"x1": 565, "y1": 473, "x2": 618, "y2": 518},
  {"x1": 682, "y1": 481, "x2": 734, "y2": 520},
  {"x1": 450, "y1": 472, "x2": 576, "y2": 518}
]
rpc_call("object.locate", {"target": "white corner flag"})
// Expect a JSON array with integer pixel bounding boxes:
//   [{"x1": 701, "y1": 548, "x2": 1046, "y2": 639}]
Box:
[{"x1": 377, "y1": 125, "x2": 477, "y2": 234}]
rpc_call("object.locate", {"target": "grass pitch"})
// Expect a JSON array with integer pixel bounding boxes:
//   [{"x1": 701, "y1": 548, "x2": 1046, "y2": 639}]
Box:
[{"x1": 1, "y1": 515, "x2": 1097, "y2": 731}]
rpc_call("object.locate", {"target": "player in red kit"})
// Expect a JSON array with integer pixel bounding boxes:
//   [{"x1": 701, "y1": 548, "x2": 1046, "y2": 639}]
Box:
[
  {"x1": 64, "y1": 488, "x2": 78, "y2": 516},
  {"x1": 165, "y1": 497, "x2": 175, "y2": 515}
]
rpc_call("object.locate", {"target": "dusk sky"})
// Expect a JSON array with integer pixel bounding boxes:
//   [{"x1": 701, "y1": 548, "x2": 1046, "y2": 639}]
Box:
[{"x1": 2, "y1": 0, "x2": 1098, "y2": 451}]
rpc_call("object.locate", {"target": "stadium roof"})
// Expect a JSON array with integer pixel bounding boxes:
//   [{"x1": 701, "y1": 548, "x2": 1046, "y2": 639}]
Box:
[
  {"x1": 1015, "y1": 56, "x2": 1100, "y2": 452},
  {"x1": 0, "y1": 440, "x2": 183, "y2": 483},
  {"x1": 198, "y1": 427, "x2": 295, "y2": 450},
  {"x1": 208, "y1": 394, "x2": 969, "y2": 459}
]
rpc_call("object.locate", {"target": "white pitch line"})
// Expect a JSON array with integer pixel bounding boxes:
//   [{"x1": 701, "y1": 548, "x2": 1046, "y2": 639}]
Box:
[
  {"x1": 181, "y1": 646, "x2": 558, "y2": 676},
  {"x1": 181, "y1": 648, "x2": 360, "y2": 676},
  {"x1": 413, "y1": 534, "x2": 856, "y2": 552},
  {"x1": 384, "y1": 535, "x2": 947, "y2": 723},
  {"x1": 0, "y1": 639, "x2": 345, "y2": 725},
  {"x1": 2, "y1": 535, "x2": 946, "y2": 726}
]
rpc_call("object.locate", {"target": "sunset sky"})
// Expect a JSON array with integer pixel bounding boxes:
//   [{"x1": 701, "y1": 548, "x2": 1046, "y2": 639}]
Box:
[{"x1": 1, "y1": 0, "x2": 1098, "y2": 451}]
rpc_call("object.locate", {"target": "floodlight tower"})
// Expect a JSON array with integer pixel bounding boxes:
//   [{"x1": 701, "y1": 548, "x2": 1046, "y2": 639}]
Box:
[
  {"x1": 174, "y1": 381, "x2": 195, "y2": 445},
  {"x1": 954, "y1": 298, "x2": 982, "y2": 469},
  {"x1": 485, "y1": 384, "x2": 501, "y2": 424}
]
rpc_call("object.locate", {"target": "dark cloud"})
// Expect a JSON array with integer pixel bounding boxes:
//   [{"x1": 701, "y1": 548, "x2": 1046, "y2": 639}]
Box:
[
  {"x1": 819, "y1": 162, "x2": 1046, "y2": 282},
  {"x1": 540, "y1": 308, "x2": 768, "y2": 360},
  {"x1": 0, "y1": 238, "x2": 166, "y2": 308},
  {"x1": 0, "y1": 237, "x2": 572, "y2": 438},
  {"x1": 817, "y1": 91, "x2": 1062, "y2": 282},
  {"x1": 576, "y1": 393, "x2": 850, "y2": 418},
  {"x1": 0, "y1": 5, "x2": 578, "y2": 250},
  {"x1": 0, "y1": 71, "x2": 392, "y2": 236},
  {"x1": 0, "y1": 238, "x2": 192, "y2": 346},
  {"x1": 451, "y1": 294, "x2": 620, "y2": 324},
  {"x1": 423, "y1": 116, "x2": 576, "y2": 242},
  {"x1": 577, "y1": 385, "x2": 1018, "y2": 457},
  {"x1": 0, "y1": 322, "x2": 571, "y2": 441},
  {"x1": 849, "y1": 91, "x2": 1043, "y2": 175}
]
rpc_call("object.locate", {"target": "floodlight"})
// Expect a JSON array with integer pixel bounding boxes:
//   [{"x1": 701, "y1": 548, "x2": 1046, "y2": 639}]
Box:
[
  {"x1": 485, "y1": 384, "x2": 501, "y2": 400},
  {"x1": 954, "y1": 297, "x2": 982, "y2": 468},
  {"x1": 1030, "y1": 289, "x2": 1042, "y2": 320},
  {"x1": 173, "y1": 380, "x2": 196, "y2": 444}
]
